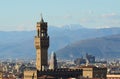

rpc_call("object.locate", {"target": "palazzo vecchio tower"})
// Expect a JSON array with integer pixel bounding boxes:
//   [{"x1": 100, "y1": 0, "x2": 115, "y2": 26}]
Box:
[{"x1": 34, "y1": 16, "x2": 49, "y2": 71}]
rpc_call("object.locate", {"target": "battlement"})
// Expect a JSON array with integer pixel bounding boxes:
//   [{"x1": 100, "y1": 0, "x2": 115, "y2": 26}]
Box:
[{"x1": 37, "y1": 68, "x2": 83, "y2": 78}]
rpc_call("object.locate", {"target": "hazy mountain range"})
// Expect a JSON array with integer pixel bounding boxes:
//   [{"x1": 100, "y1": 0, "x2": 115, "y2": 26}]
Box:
[
  {"x1": 56, "y1": 34, "x2": 120, "y2": 59},
  {"x1": 0, "y1": 24, "x2": 120, "y2": 59}
]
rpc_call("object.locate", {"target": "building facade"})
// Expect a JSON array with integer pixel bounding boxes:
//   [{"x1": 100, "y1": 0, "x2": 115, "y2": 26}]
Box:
[
  {"x1": 107, "y1": 74, "x2": 120, "y2": 79},
  {"x1": 0, "y1": 72, "x2": 2, "y2": 79},
  {"x1": 79, "y1": 66, "x2": 107, "y2": 79}
]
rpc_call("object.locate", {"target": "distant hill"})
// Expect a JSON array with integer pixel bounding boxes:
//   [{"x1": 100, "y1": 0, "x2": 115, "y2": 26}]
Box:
[
  {"x1": 56, "y1": 34, "x2": 120, "y2": 59},
  {"x1": 0, "y1": 24, "x2": 120, "y2": 59}
]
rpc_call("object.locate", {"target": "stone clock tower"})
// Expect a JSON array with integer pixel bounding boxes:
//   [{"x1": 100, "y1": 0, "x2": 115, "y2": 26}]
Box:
[{"x1": 34, "y1": 16, "x2": 49, "y2": 71}]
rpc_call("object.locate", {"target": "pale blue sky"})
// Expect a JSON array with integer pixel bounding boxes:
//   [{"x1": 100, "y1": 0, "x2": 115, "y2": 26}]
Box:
[{"x1": 0, "y1": 0, "x2": 120, "y2": 31}]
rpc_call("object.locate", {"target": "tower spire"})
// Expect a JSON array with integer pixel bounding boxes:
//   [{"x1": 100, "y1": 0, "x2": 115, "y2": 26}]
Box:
[{"x1": 40, "y1": 13, "x2": 44, "y2": 23}]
